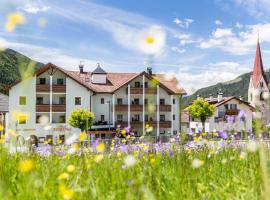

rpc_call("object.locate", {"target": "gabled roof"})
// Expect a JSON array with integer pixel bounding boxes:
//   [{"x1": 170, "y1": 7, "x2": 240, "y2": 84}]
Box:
[
  {"x1": 92, "y1": 64, "x2": 107, "y2": 74},
  {"x1": 0, "y1": 93, "x2": 8, "y2": 112},
  {"x1": 9, "y1": 63, "x2": 186, "y2": 95},
  {"x1": 251, "y1": 40, "x2": 268, "y2": 88},
  {"x1": 205, "y1": 96, "x2": 255, "y2": 111}
]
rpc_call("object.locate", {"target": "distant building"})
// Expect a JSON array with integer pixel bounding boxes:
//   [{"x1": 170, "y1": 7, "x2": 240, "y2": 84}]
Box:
[
  {"x1": 183, "y1": 94, "x2": 254, "y2": 134},
  {"x1": 0, "y1": 93, "x2": 8, "y2": 138},
  {"x1": 8, "y1": 63, "x2": 186, "y2": 144},
  {"x1": 248, "y1": 40, "x2": 270, "y2": 124}
]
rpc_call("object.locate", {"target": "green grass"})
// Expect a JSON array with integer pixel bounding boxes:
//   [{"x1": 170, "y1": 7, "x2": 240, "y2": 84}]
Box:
[{"x1": 0, "y1": 143, "x2": 266, "y2": 200}]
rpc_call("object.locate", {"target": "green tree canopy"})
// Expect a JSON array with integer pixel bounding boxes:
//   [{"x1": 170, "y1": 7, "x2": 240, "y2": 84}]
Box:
[
  {"x1": 68, "y1": 108, "x2": 95, "y2": 132},
  {"x1": 188, "y1": 97, "x2": 216, "y2": 132}
]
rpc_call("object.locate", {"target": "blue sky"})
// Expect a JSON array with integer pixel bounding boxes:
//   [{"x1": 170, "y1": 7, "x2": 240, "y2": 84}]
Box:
[{"x1": 1, "y1": 0, "x2": 270, "y2": 94}]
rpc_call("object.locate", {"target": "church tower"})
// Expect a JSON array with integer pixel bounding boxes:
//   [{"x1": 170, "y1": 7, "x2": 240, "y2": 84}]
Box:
[{"x1": 248, "y1": 40, "x2": 270, "y2": 123}]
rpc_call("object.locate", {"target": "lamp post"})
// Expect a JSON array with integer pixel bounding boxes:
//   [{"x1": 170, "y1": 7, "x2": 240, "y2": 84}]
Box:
[{"x1": 106, "y1": 101, "x2": 111, "y2": 131}]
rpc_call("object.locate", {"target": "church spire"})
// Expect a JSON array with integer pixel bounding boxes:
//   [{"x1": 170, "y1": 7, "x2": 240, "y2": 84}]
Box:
[{"x1": 251, "y1": 39, "x2": 268, "y2": 88}]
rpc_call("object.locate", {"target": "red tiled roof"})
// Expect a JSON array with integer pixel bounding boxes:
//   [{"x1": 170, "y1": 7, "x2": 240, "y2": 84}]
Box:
[
  {"x1": 251, "y1": 41, "x2": 268, "y2": 88},
  {"x1": 9, "y1": 63, "x2": 186, "y2": 95},
  {"x1": 204, "y1": 96, "x2": 254, "y2": 110}
]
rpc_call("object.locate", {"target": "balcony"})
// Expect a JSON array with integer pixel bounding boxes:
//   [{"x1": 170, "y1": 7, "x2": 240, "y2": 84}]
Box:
[
  {"x1": 36, "y1": 104, "x2": 66, "y2": 112},
  {"x1": 115, "y1": 121, "x2": 171, "y2": 129},
  {"x1": 127, "y1": 87, "x2": 157, "y2": 94},
  {"x1": 225, "y1": 109, "x2": 239, "y2": 116},
  {"x1": 114, "y1": 104, "x2": 171, "y2": 112},
  {"x1": 36, "y1": 84, "x2": 66, "y2": 93}
]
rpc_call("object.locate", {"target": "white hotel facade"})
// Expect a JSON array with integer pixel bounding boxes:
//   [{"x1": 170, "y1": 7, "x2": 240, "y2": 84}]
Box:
[{"x1": 8, "y1": 63, "x2": 186, "y2": 142}]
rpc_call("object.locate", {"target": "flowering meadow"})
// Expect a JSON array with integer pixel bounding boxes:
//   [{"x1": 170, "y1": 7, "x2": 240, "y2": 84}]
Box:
[{"x1": 0, "y1": 132, "x2": 269, "y2": 200}]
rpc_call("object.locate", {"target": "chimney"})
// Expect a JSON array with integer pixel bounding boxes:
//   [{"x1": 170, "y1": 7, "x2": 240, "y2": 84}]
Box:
[
  {"x1": 79, "y1": 61, "x2": 84, "y2": 73},
  {"x1": 217, "y1": 91, "x2": 223, "y2": 102},
  {"x1": 209, "y1": 94, "x2": 213, "y2": 101},
  {"x1": 239, "y1": 96, "x2": 243, "y2": 101},
  {"x1": 147, "y1": 67, "x2": 152, "y2": 75}
]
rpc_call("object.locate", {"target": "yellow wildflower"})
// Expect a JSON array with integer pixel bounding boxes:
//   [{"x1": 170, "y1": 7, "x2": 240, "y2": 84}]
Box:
[
  {"x1": 79, "y1": 132, "x2": 87, "y2": 141},
  {"x1": 145, "y1": 36, "x2": 155, "y2": 44},
  {"x1": 72, "y1": 143, "x2": 80, "y2": 151},
  {"x1": 66, "y1": 165, "x2": 75, "y2": 173},
  {"x1": 18, "y1": 159, "x2": 34, "y2": 172},
  {"x1": 121, "y1": 129, "x2": 126, "y2": 136},
  {"x1": 96, "y1": 143, "x2": 105, "y2": 153},
  {"x1": 201, "y1": 132, "x2": 206, "y2": 136},
  {"x1": 95, "y1": 154, "x2": 104, "y2": 163},
  {"x1": 5, "y1": 12, "x2": 26, "y2": 32},
  {"x1": 58, "y1": 172, "x2": 69, "y2": 180},
  {"x1": 59, "y1": 185, "x2": 74, "y2": 200},
  {"x1": 193, "y1": 136, "x2": 201, "y2": 142},
  {"x1": 0, "y1": 125, "x2": 3, "y2": 131}
]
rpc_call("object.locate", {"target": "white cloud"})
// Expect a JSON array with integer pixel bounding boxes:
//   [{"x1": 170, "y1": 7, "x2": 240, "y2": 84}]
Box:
[
  {"x1": 212, "y1": 28, "x2": 234, "y2": 38},
  {"x1": 199, "y1": 23, "x2": 270, "y2": 55},
  {"x1": 235, "y1": 22, "x2": 243, "y2": 28},
  {"x1": 173, "y1": 17, "x2": 194, "y2": 28},
  {"x1": 170, "y1": 61, "x2": 249, "y2": 94},
  {"x1": 174, "y1": 33, "x2": 198, "y2": 46},
  {"x1": 215, "y1": 20, "x2": 223, "y2": 26},
  {"x1": 232, "y1": 0, "x2": 270, "y2": 17},
  {"x1": 19, "y1": 0, "x2": 50, "y2": 14},
  {"x1": 0, "y1": 37, "x2": 99, "y2": 70},
  {"x1": 171, "y1": 46, "x2": 186, "y2": 54}
]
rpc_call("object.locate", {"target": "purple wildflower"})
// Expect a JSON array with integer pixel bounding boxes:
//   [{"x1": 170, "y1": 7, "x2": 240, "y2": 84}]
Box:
[{"x1": 219, "y1": 130, "x2": 228, "y2": 139}]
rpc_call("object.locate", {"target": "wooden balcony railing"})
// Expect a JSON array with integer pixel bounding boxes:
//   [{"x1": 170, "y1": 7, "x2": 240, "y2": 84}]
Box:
[
  {"x1": 127, "y1": 87, "x2": 157, "y2": 94},
  {"x1": 225, "y1": 109, "x2": 239, "y2": 116},
  {"x1": 114, "y1": 104, "x2": 171, "y2": 112},
  {"x1": 36, "y1": 84, "x2": 66, "y2": 93},
  {"x1": 36, "y1": 104, "x2": 66, "y2": 112},
  {"x1": 115, "y1": 121, "x2": 171, "y2": 129}
]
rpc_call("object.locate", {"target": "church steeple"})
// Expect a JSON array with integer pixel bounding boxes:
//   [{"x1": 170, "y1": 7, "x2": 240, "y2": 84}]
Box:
[{"x1": 251, "y1": 39, "x2": 268, "y2": 88}]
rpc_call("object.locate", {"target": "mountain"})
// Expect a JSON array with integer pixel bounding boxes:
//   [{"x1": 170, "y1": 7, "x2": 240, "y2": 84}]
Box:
[
  {"x1": 0, "y1": 48, "x2": 44, "y2": 94},
  {"x1": 182, "y1": 69, "x2": 270, "y2": 107}
]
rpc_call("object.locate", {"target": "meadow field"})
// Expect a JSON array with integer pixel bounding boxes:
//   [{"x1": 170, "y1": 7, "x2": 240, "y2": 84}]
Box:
[{"x1": 0, "y1": 135, "x2": 268, "y2": 200}]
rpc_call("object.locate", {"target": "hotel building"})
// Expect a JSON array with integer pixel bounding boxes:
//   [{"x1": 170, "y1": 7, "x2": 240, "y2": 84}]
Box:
[{"x1": 8, "y1": 63, "x2": 186, "y2": 142}]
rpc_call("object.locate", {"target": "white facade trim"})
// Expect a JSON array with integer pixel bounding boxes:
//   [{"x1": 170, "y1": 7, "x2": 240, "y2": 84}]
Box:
[
  {"x1": 142, "y1": 74, "x2": 145, "y2": 135},
  {"x1": 157, "y1": 84, "x2": 160, "y2": 137},
  {"x1": 128, "y1": 84, "x2": 130, "y2": 127},
  {"x1": 171, "y1": 95, "x2": 174, "y2": 135}
]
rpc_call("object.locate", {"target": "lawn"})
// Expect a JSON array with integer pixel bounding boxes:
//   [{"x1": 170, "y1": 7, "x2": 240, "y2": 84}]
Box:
[{"x1": 0, "y1": 137, "x2": 267, "y2": 200}]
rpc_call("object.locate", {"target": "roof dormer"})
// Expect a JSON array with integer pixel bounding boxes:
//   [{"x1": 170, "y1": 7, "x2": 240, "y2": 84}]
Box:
[{"x1": 91, "y1": 63, "x2": 107, "y2": 84}]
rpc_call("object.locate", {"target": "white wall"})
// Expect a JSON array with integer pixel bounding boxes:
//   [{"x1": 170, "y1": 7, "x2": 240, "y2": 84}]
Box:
[
  {"x1": 9, "y1": 76, "x2": 36, "y2": 137},
  {"x1": 66, "y1": 77, "x2": 91, "y2": 121},
  {"x1": 92, "y1": 93, "x2": 112, "y2": 123}
]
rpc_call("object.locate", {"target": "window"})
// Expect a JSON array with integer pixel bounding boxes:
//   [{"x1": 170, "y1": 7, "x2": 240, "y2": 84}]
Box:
[
  {"x1": 36, "y1": 115, "x2": 41, "y2": 123},
  {"x1": 135, "y1": 81, "x2": 140, "y2": 88},
  {"x1": 218, "y1": 108, "x2": 225, "y2": 118},
  {"x1": 144, "y1": 82, "x2": 148, "y2": 88},
  {"x1": 173, "y1": 114, "x2": 175, "y2": 120},
  {"x1": 224, "y1": 104, "x2": 229, "y2": 110},
  {"x1": 145, "y1": 115, "x2": 149, "y2": 122},
  {"x1": 59, "y1": 115, "x2": 66, "y2": 123},
  {"x1": 19, "y1": 96, "x2": 26, "y2": 105},
  {"x1": 75, "y1": 97, "x2": 81, "y2": 105},
  {"x1": 144, "y1": 99, "x2": 148, "y2": 105},
  {"x1": 101, "y1": 98, "x2": 105, "y2": 104},
  {"x1": 229, "y1": 104, "x2": 237, "y2": 109},
  {"x1": 59, "y1": 97, "x2": 66, "y2": 105},
  {"x1": 117, "y1": 114, "x2": 123, "y2": 122},
  {"x1": 260, "y1": 92, "x2": 264, "y2": 101},
  {"x1": 160, "y1": 115, "x2": 165, "y2": 121},
  {"x1": 36, "y1": 97, "x2": 43, "y2": 105},
  {"x1": 101, "y1": 115, "x2": 105, "y2": 121},
  {"x1": 133, "y1": 98, "x2": 139, "y2": 105},
  {"x1": 117, "y1": 98, "x2": 123, "y2": 105},
  {"x1": 39, "y1": 78, "x2": 46, "y2": 85},
  {"x1": 133, "y1": 114, "x2": 140, "y2": 121},
  {"x1": 173, "y1": 99, "x2": 175, "y2": 104},
  {"x1": 160, "y1": 99, "x2": 165, "y2": 105},
  {"x1": 18, "y1": 115, "x2": 27, "y2": 124},
  {"x1": 260, "y1": 81, "x2": 263, "y2": 88},
  {"x1": 57, "y1": 78, "x2": 64, "y2": 85}
]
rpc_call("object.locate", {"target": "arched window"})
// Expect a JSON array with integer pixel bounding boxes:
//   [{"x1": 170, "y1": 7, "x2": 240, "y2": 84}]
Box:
[
  {"x1": 260, "y1": 81, "x2": 264, "y2": 88},
  {"x1": 260, "y1": 92, "x2": 264, "y2": 101}
]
